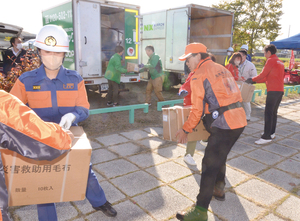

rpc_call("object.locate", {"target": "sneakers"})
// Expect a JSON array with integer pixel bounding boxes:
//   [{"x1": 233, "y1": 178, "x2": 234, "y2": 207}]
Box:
[
  {"x1": 261, "y1": 133, "x2": 276, "y2": 139},
  {"x1": 255, "y1": 138, "x2": 272, "y2": 145},
  {"x1": 93, "y1": 201, "x2": 117, "y2": 217},
  {"x1": 176, "y1": 206, "x2": 208, "y2": 221},
  {"x1": 184, "y1": 154, "x2": 197, "y2": 166},
  {"x1": 199, "y1": 140, "x2": 208, "y2": 147}
]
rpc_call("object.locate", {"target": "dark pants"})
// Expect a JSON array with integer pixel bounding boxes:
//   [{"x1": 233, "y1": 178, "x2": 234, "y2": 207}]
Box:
[
  {"x1": 196, "y1": 117, "x2": 244, "y2": 209},
  {"x1": 107, "y1": 80, "x2": 119, "y2": 104},
  {"x1": 261, "y1": 91, "x2": 283, "y2": 140}
]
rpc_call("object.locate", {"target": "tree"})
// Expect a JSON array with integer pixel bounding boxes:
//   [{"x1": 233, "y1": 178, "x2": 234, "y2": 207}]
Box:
[{"x1": 213, "y1": 0, "x2": 283, "y2": 55}]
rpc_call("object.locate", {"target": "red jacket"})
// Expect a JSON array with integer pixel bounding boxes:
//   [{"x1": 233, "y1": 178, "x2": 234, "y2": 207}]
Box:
[
  {"x1": 225, "y1": 63, "x2": 243, "y2": 81},
  {"x1": 179, "y1": 72, "x2": 194, "y2": 106},
  {"x1": 252, "y1": 54, "x2": 285, "y2": 92}
]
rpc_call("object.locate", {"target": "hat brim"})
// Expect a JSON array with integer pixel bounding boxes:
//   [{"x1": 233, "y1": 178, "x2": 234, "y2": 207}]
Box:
[{"x1": 178, "y1": 53, "x2": 192, "y2": 61}]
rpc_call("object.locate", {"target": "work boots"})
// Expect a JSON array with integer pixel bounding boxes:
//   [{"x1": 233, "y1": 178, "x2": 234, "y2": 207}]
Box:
[
  {"x1": 213, "y1": 187, "x2": 225, "y2": 201},
  {"x1": 176, "y1": 205, "x2": 208, "y2": 221},
  {"x1": 93, "y1": 201, "x2": 117, "y2": 217}
]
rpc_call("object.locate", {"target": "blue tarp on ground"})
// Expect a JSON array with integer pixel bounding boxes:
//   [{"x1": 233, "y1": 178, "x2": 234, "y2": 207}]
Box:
[{"x1": 271, "y1": 33, "x2": 300, "y2": 50}]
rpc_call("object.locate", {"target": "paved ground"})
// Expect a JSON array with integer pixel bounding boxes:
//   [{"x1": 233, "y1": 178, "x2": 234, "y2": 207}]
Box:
[{"x1": 9, "y1": 100, "x2": 300, "y2": 221}]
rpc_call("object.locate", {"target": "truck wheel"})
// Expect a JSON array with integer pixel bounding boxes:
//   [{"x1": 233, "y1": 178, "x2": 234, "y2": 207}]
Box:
[{"x1": 168, "y1": 72, "x2": 180, "y2": 86}]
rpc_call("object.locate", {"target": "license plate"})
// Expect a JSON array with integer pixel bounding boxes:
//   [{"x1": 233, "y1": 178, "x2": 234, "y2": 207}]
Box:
[{"x1": 100, "y1": 83, "x2": 109, "y2": 91}]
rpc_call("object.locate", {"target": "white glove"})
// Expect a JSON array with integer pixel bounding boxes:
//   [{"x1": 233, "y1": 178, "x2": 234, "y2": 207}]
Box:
[{"x1": 59, "y1": 113, "x2": 76, "y2": 130}]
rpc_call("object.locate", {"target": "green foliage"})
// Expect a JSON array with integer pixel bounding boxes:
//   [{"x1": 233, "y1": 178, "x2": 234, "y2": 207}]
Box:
[{"x1": 213, "y1": 0, "x2": 283, "y2": 54}]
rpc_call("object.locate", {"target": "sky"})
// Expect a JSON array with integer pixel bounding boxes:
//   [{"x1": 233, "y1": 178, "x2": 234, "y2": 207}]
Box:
[{"x1": 1, "y1": 0, "x2": 297, "y2": 41}]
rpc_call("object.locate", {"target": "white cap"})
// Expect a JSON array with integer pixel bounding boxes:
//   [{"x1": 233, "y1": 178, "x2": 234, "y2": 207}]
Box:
[
  {"x1": 241, "y1": 44, "x2": 248, "y2": 51},
  {"x1": 34, "y1": 25, "x2": 69, "y2": 52},
  {"x1": 227, "y1": 47, "x2": 234, "y2": 52}
]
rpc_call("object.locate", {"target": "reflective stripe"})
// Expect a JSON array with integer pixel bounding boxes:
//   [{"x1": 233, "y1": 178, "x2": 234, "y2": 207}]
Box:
[{"x1": 35, "y1": 40, "x2": 68, "y2": 48}]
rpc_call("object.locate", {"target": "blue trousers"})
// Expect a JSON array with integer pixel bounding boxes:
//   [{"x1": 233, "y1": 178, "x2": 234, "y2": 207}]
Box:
[{"x1": 37, "y1": 163, "x2": 106, "y2": 221}]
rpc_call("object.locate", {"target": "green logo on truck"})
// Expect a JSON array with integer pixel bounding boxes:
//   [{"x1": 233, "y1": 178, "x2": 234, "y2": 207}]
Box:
[{"x1": 144, "y1": 25, "x2": 153, "y2": 31}]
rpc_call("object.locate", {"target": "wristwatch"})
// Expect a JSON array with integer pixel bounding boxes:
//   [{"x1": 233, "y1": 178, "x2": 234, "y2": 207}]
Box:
[{"x1": 182, "y1": 129, "x2": 189, "y2": 134}]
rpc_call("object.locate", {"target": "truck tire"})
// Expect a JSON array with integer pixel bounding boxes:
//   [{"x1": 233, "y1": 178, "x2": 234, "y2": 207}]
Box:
[{"x1": 168, "y1": 72, "x2": 180, "y2": 86}]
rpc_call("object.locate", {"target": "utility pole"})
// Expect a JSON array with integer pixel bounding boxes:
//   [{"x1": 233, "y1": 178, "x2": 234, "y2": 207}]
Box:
[{"x1": 288, "y1": 25, "x2": 291, "y2": 37}]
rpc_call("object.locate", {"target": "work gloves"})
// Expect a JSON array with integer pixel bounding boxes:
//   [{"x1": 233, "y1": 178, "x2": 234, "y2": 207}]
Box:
[
  {"x1": 138, "y1": 63, "x2": 144, "y2": 68},
  {"x1": 245, "y1": 78, "x2": 256, "y2": 84},
  {"x1": 59, "y1": 113, "x2": 76, "y2": 130}
]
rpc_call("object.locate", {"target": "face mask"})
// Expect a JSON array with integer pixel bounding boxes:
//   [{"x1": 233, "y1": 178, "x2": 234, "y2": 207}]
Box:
[
  {"x1": 227, "y1": 52, "x2": 232, "y2": 56},
  {"x1": 16, "y1": 43, "x2": 23, "y2": 50},
  {"x1": 41, "y1": 55, "x2": 63, "y2": 71},
  {"x1": 234, "y1": 60, "x2": 240, "y2": 66}
]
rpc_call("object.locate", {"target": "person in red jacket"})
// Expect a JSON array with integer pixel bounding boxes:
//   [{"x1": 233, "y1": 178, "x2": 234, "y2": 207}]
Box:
[
  {"x1": 0, "y1": 90, "x2": 72, "y2": 221},
  {"x1": 245, "y1": 44, "x2": 285, "y2": 145},
  {"x1": 225, "y1": 52, "x2": 243, "y2": 81}
]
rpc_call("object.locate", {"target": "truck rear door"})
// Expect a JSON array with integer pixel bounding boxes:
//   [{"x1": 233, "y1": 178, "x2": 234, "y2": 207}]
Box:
[
  {"x1": 165, "y1": 8, "x2": 189, "y2": 71},
  {"x1": 77, "y1": 0, "x2": 101, "y2": 78}
]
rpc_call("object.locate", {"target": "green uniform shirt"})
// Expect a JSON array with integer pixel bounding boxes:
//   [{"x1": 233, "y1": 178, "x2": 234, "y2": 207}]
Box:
[
  {"x1": 140, "y1": 53, "x2": 163, "y2": 79},
  {"x1": 104, "y1": 53, "x2": 127, "y2": 84}
]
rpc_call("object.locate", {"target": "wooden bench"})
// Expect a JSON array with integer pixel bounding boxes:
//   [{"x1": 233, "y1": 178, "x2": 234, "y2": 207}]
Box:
[
  {"x1": 157, "y1": 99, "x2": 184, "y2": 111},
  {"x1": 251, "y1": 89, "x2": 262, "y2": 102},
  {"x1": 89, "y1": 103, "x2": 149, "y2": 124}
]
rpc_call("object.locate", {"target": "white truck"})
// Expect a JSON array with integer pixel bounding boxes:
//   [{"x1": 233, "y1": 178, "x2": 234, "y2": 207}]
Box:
[
  {"x1": 140, "y1": 4, "x2": 234, "y2": 85},
  {"x1": 42, "y1": 0, "x2": 140, "y2": 93}
]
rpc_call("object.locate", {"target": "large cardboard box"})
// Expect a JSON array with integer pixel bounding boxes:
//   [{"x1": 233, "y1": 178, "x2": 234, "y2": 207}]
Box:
[
  {"x1": 236, "y1": 81, "x2": 255, "y2": 102},
  {"x1": 127, "y1": 62, "x2": 139, "y2": 72},
  {"x1": 0, "y1": 126, "x2": 92, "y2": 206},
  {"x1": 163, "y1": 106, "x2": 210, "y2": 142}
]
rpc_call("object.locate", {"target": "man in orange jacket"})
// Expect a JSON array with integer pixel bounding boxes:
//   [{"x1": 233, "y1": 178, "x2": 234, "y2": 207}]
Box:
[
  {"x1": 175, "y1": 43, "x2": 247, "y2": 221},
  {"x1": 245, "y1": 44, "x2": 285, "y2": 145},
  {"x1": 0, "y1": 90, "x2": 72, "y2": 221}
]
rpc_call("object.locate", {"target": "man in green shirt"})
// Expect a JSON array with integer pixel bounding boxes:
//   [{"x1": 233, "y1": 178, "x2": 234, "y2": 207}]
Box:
[
  {"x1": 104, "y1": 46, "x2": 128, "y2": 106},
  {"x1": 140, "y1": 45, "x2": 165, "y2": 105}
]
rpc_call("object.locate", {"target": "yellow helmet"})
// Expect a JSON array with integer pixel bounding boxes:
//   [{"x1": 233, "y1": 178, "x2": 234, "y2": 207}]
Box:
[{"x1": 34, "y1": 25, "x2": 69, "y2": 52}]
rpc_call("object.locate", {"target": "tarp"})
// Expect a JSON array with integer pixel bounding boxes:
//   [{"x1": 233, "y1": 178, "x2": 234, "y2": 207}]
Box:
[{"x1": 271, "y1": 33, "x2": 300, "y2": 50}]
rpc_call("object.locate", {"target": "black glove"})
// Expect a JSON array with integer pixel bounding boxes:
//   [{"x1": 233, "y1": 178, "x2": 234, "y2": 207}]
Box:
[{"x1": 245, "y1": 78, "x2": 255, "y2": 84}]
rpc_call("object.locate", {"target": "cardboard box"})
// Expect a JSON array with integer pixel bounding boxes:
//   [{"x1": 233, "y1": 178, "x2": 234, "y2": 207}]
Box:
[
  {"x1": 127, "y1": 62, "x2": 139, "y2": 72},
  {"x1": 0, "y1": 126, "x2": 92, "y2": 206},
  {"x1": 236, "y1": 81, "x2": 255, "y2": 102},
  {"x1": 163, "y1": 106, "x2": 210, "y2": 142}
]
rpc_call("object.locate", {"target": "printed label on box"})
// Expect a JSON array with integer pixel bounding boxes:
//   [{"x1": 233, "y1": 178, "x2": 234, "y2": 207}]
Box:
[{"x1": 163, "y1": 115, "x2": 168, "y2": 122}]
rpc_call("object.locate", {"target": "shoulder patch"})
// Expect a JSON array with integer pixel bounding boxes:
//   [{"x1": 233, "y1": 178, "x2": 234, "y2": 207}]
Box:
[
  {"x1": 192, "y1": 78, "x2": 197, "y2": 81},
  {"x1": 33, "y1": 85, "x2": 41, "y2": 90}
]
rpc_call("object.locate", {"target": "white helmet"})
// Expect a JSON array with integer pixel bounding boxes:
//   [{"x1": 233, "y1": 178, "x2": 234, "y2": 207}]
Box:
[
  {"x1": 241, "y1": 44, "x2": 248, "y2": 51},
  {"x1": 34, "y1": 25, "x2": 69, "y2": 52},
  {"x1": 227, "y1": 47, "x2": 234, "y2": 52}
]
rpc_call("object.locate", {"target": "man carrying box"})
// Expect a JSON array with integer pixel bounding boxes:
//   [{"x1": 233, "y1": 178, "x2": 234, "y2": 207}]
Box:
[
  {"x1": 0, "y1": 90, "x2": 73, "y2": 221},
  {"x1": 10, "y1": 25, "x2": 117, "y2": 221},
  {"x1": 175, "y1": 43, "x2": 247, "y2": 221},
  {"x1": 139, "y1": 45, "x2": 165, "y2": 105},
  {"x1": 105, "y1": 46, "x2": 128, "y2": 107}
]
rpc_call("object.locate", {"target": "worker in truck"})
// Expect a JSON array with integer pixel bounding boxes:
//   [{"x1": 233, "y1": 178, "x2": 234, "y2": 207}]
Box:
[
  {"x1": 104, "y1": 45, "x2": 128, "y2": 107},
  {"x1": 10, "y1": 25, "x2": 117, "y2": 221},
  {"x1": 175, "y1": 43, "x2": 247, "y2": 221},
  {"x1": 139, "y1": 45, "x2": 165, "y2": 105},
  {"x1": 0, "y1": 90, "x2": 73, "y2": 221}
]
